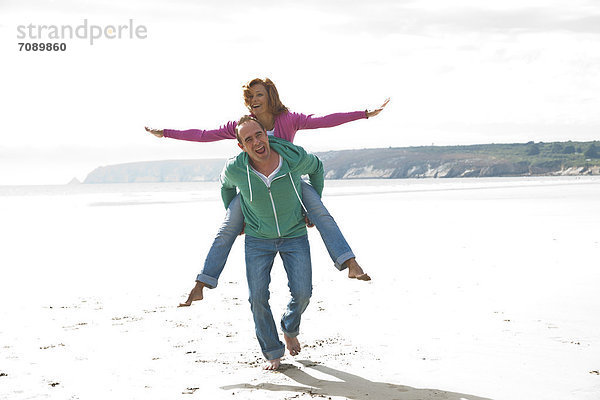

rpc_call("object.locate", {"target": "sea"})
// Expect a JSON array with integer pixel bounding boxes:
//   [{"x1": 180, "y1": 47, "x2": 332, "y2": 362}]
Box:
[{"x1": 1, "y1": 175, "x2": 598, "y2": 301}]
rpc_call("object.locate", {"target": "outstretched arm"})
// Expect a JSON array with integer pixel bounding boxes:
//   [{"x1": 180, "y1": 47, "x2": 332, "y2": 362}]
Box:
[
  {"x1": 293, "y1": 98, "x2": 390, "y2": 131},
  {"x1": 144, "y1": 121, "x2": 238, "y2": 142}
]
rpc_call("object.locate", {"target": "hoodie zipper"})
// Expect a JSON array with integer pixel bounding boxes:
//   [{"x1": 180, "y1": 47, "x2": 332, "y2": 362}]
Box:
[
  {"x1": 267, "y1": 186, "x2": 281, "y2": 237},
  {"x1": 268, "y1": 174, "x2": 288, "y2": 237},
  {"x1": 249, "y1": 171, "x2": 287, "y2": 238}
]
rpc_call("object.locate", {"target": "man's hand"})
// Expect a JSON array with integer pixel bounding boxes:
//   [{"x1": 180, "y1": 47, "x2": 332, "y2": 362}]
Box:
[
  {"x1": 239, "y1": 222, "x2": 246, "y2": 236},
  {"x1": 305, "y1": 216, "x2": 315, "y2": 228},
  {"x1": 178, "y1": 281, "x2": 205, "y2": 307}
]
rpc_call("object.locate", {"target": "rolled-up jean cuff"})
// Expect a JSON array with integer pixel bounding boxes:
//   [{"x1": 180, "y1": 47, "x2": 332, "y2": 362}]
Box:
[
  {"x1": 196, "y1": 274, "x2": 218, "y2": 289},
  {"x1": 334, "y1": 251, "x2": 355, "y2": 271},
  {"x1": 282, "y1": 329, "x2": 299, "y2": 338},
  {"x1": 263, "y1": 346, "x2": 285, "y2": 361}
]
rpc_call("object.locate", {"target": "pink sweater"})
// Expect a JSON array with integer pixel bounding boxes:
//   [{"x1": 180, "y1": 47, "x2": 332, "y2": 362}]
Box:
[{"x1": 163, "y1": 111, "x2": 367, "y2": 143}]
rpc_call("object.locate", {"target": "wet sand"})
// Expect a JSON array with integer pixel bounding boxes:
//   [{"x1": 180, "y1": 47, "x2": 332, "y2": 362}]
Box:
[{"x1": 1, "y1": 177, "x2": 599, "y2": 399}]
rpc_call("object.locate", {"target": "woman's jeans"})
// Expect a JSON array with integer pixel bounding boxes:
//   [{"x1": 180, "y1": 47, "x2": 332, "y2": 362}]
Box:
[
  {"x1": 196, "y1": 181, "x2": 355, "y2": 288},
  {"x1": 244, "y1": 234, "x2": 312, "y2": 360}
]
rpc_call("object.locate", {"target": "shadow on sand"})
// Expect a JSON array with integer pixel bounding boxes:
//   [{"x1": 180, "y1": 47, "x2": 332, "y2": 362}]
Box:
[{"x1": 222, "y1": 360, "x2": 492, "y2": 400}]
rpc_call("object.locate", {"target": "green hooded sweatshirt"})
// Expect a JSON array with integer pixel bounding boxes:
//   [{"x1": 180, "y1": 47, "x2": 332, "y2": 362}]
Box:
[{"x1": 220, "y1": 136, "x2": 324, "y2": 239}]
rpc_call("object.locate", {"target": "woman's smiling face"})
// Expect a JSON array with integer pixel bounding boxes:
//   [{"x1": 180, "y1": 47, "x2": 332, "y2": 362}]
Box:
[{"x1": 247, "y1": 84, "x2": 269, "y2": 116}]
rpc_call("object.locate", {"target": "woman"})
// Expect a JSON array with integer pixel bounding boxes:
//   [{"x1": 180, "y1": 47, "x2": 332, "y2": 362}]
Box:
[{"x1": 146, "y1": 78, "x2": 388, "y2": 306}]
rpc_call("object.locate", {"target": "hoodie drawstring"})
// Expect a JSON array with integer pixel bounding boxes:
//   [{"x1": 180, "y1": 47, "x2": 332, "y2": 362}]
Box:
[
  {"x1": 289, "y1": 174, "x2": 308, "y2": 214},
  {"x1": 246, "y1": 165, "x2": 253, "y2": 202}
]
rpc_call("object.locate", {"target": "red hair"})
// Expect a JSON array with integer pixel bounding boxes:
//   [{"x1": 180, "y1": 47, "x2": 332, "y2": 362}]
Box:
[{"x1": 243, "y1": 78, "x2": 288, "y2": 116}]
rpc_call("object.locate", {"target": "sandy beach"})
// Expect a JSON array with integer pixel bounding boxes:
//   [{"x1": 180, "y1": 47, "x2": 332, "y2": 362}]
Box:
[{"x1": 1, "y1": 177, "x2": 599, "y2": 400}]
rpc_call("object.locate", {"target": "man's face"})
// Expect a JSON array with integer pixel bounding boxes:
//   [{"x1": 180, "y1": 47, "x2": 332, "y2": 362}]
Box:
[{"x1": 237, "y1": 120, "x2": 271, "y2": 163}]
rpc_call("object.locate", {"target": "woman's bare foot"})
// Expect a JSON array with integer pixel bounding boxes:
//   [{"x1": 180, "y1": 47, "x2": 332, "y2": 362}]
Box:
[
  {"x1": 344, "y1": 258, "x2": 371, "y2": 281},
  {"x1": 284, "y1": 334, "x2": 301, "y2": 356},
  {"x1": 178, "y1": 281, "x2": 205, "y2": 307},
  {"x1": 264, "y1": 358, "x2": 281, "y2": 370}
]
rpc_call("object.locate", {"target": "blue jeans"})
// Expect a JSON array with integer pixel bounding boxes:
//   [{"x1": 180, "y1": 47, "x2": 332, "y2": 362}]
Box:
[
  {"x1": 196, "y1": 181, "x2": 355, "y2": 288},
  {"x1": 245, "y1": 234, "x2": 312, "y2": 360}
]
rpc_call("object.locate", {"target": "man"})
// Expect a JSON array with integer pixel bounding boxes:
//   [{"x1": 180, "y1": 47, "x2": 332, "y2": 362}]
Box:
[{"x1": 182, "y1": 115, "x2": 324, "y2": 370}]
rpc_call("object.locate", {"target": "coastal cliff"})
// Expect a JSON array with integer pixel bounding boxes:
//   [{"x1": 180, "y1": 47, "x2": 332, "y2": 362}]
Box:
[{"x1": 83, "y1": 141, "x2": 600, "y2": 183}]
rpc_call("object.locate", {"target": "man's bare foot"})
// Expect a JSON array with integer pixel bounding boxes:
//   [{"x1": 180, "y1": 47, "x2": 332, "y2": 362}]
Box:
[
  {"x1": 264, "y1": 358, "x2": 280, "y2": 370},
  {"x1": 178, "y1": 281, "x2": 205, "y2": 307},
  {"x1": 344, "y1": 258, "x2": 371, "y2": 281},
  {"x1": 284, "y1": 334, "x2": 301, "y2": 356}
]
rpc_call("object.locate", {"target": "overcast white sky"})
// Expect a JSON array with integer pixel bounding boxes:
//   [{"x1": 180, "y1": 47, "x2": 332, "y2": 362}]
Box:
[{"x1": 1, "y1": 0, "x2": 599, "y2": 185}]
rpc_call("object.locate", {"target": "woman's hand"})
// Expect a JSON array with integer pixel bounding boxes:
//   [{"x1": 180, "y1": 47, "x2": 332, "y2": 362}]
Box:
[
  {"x1": 145, "y1": 126, "x2": 164, "y2": 138},
  {"x1": 366, "y1": 98, "x2": 390, "y2": 118}
]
